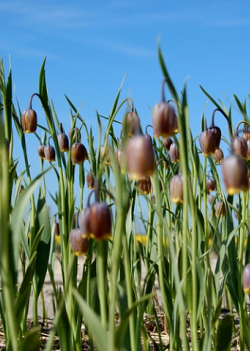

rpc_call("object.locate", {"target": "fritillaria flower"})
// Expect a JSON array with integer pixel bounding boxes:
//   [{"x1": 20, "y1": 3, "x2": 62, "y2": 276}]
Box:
[
  {"x1": 79, "y1": 184, "x2": 112, "y2": 241},
  {"x1": 122, "y1": 101, "x2": 142, "y2": 137},
  {"x1": 137, "y1": 176, "x2": 151, "y2": 195},
  {"x1": 243, "y1": 263, "x2": 250, "y2": 294},
  {"x1": 70, "y1": 228, "x2": 89, "y2": 256},
  {"x1": 208, "y1": 109, "x2": 224, "y2": 150},
  {"x1": 125, "y1": 135, "x2": 155, "y2": 180},
  {"x1": 152, "y1": 78, "x2": 178, "y2": 138},
  {"x1": 206, "y1": 178, "x2": 215, "y2": 193},
  {"x1": 213, "y1": 148, "x2": 224, "y2": 164},
  {"x1": 100, "y1": 144, "x2": 113, "y2": 165},
  {"x1": 71, "y1": 129, "x2": 88, "y2": 165},
  {"x1": 57, "y1": 123, "x2": 69, "y2": 152},
  {"x1": 70, "y1": 213, "x2": 89, "y2": 255},
  {"x1": 199, "y1": 119, "x2": 216, "y2": 156},
  {"x1": 231, "y1": 121, "x2": 248, "y2": 159},
  {"x1": 21, "y1": 93, "x2": 39, "y2": 133},
  {"x1": 86, "y1": 172, "x2": 95, "y2": 189},
  {"x1": 242, "y1": 125, "x2": 250, "y2": 141},
  {"x1": 162, "y1": 137, "x2": 173, "y2": 151},
  {"x1": 169, "y1": 142, "x2": 179, "y2": 163},
  {"x1": 44, "y1": 137, "x2": 55, "y2": 162},
  {"x1": 170, "y1": 174, "x2": 183, "y2": 204},
  {"x1": 38, "y1": 139, "x2": 45, "y2": 159},
  {"x1": 215, "y1": 201, "x2": 226, "y2": 217},
  {"x1": 144, "y1": 125, "x2": 153, "y2": 144},
  {"x1": 208, "y1": 194, "x2": 214, "y2": 205},
  {"x1": 222, "y1": 154, "x2": 248, "y2": 195}
]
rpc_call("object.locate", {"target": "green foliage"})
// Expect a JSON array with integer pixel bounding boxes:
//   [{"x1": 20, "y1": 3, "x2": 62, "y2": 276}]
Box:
[{"x1": 1, "y1": 46, "x2": 250, "y2": 351}]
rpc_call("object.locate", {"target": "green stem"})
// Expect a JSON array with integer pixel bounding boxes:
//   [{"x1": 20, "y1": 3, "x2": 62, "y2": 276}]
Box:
[
  {"x1": 123, "y1": 236, "x2": 136, "y2": 351},
  {"x1": 152, "y1": 172, "x2": 189, "y2": 351},
  {"x1": 98, "y1": 240, "x2": 107, "y2": 330},
  {"x1": 0, "y1": 134, "x2": 19, "y2": 351},
  {"x1": 238, "y1": 191, "x2": 247, "y2": 350}
]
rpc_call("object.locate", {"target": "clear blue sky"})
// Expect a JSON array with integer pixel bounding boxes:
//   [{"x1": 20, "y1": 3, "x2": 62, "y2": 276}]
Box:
[{"x1": 1, "y1": 1, "x2": 250, "y2": 219}]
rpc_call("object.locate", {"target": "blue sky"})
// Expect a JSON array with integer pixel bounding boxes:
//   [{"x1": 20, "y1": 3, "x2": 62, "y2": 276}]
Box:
[{"x1": 1, "y1": 1, "x2": 250, "y2": 219}]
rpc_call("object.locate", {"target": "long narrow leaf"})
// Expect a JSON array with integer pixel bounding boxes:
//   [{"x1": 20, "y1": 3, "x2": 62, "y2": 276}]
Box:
[{"x1": 73, "y1": 289, "x2": 109, "y2": 351}]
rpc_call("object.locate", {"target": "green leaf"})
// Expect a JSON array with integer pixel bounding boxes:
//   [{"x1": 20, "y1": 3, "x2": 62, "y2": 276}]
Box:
[
  {"x1": 73, "y1": 289, "x2": 109, "y2": 351},
  {"x1": 115, "y1": 293, "x2": 153, "y2": 350},
  {"x1": 200, "y1": 86, "x2": 221, "y2": 110},
  {"x1": 20, "y1": 327, "x2": 40, "y2": 351},
  {"x1": 157, "y1": 42, "x2": 179, "y2": 104},
  {"x1": 10, "y1": 167, "x2": 51, "y2": 276},
  {"x1": 215, "y1": 315, "x2": 234, "y2": 351},
  {"x1": 15, "y1": 252, "x2": 37, "y2": 326},
  {"x1": 35, "y1": 188, "x2": 51, "y2": 296},
  {"x1": 30, "y1": 225, "x2": 45, "y2": 258}
]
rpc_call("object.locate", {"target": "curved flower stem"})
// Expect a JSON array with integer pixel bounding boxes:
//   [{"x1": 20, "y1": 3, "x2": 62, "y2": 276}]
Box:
[
  {"x1": 235, "y1": 120, "x2": 250, "y2": 136},
  {"x1": 210, "y1": 108, "x2": 233, "y2": 138},
  {"x1": 28, "y1": 93, "x2": 43, "y2": 109}
]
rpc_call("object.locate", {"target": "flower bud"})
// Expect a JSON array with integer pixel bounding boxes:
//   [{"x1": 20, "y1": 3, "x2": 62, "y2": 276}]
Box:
[
  {"x1": 71, "y1": 142, "x2": 88, "y2": 165},
  {"x1": 44, "y1": 137, "x2": 55, "y2": 162},
  {"x1": 206, "y1": 178, "x2": 215, "y2": 193},
  {"x1": 88, "y1": 202, "x2": 112, "y2": 241},
  {"x1": 215, "y1": 201, "x2": 226, "y2": 217},
  {"x1": 122, "y1": 105, "x2": 142, "y2": 136},
  {"x1": 152, "y1": 78, "x2": 178, "y2": 138},
  {"x1": 208, "y1": 194, "x2": 214, "y2": 205},
  {"x1": 21, "y1": 94, "x2": 39, "y2": 133},
  {"x1": 115, "y1": 148, "x2": 125, "y2": 172},
  {"x1": 100, "y1": 144, "x2": 112, "y2": 165},
  {"x1": 243, "y1": 126, "x2": 250, "y2": 141},
  {"x1": 78, "y1": 208, "x2": 91, "y2": 238},
  {"x1": 222, "y1": 154, "x2": 249, "y2": 195},
  {"x1": 137, "y1": 176, "x2": 151, "y2": 195},
  {"x1": 70, "y1": 228, "x2": 89, "y2": 256},
  {"x1": 170, "y1": 174, "x2": 183, "y2": 203},
  {"x1": 199, "y1": 119, "x2": 216, "y2": 156},
  {"x1": 213, "y1": 148, "x2": 224, "y2": 164},
  {"x1": 57, "y1": 123, "x2": 69, "y2": 152},
  {"x1": 243, "y1": 263, "x2": 250, "y2": 293},
  {"x1": 169, "y1": 142, "x2": 179, "y2": 163},
  {"x1": 86, "y1": 172, "x2": 95, "y2": 189},
  {"x1": 21, "y1": 108, "x2": 37, "y2": 133},
  {"x1": 231, "y1": 135, "x2": 248, "y2": 159},
  {"x1": 162, "y1": 137, "x2": 173, "y2": 151},
  {"x1": 125, "y1": 135, "x2": 155, "y2": 180},
  {"x1": 38, "y1": 140, "x2": 45, "y2": 159},
  {"x1": 152, "y1": 102, "x2": 178, "y2": 138}
]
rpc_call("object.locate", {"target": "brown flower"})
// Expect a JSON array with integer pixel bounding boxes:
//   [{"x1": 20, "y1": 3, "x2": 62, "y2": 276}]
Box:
[
  {"x1": 222, "y1": 154, "x2": 248, "y2": 195},
  {"x1": 170, "y1": 174, "x2": 183, "y2": 203},
  {"x1": 125, "y1": 135, "x2": 155, "y2": 180}
]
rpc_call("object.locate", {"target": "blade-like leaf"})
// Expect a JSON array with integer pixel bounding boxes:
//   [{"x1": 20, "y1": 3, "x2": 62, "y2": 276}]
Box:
[
  {"x1": 10, "y1": 167, "x2": 51, "y2": 274},
  {"x1": 215, "y1": 315, "x2": 234, "y2": 351},
  {"x1": 20, "y1": 327, "x2": 40, "y2": 351},
  {"x1": 35, "y1": 188, "x2": 51, "y2": 296},
  {"x1": 115, "y1": 293, "x2": 153, "y2": 349},
  {"x1": 15, "y1": 252, "x2": 37, "y2": 326},
  {"x1": 73, "y1": 289, "x2": 109, "y2": 351}
]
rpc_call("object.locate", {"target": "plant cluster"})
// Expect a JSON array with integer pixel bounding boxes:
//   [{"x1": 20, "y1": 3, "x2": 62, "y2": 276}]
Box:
[{"x1": 1, "y1": 46, "x2": 250, "y2": 351}]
